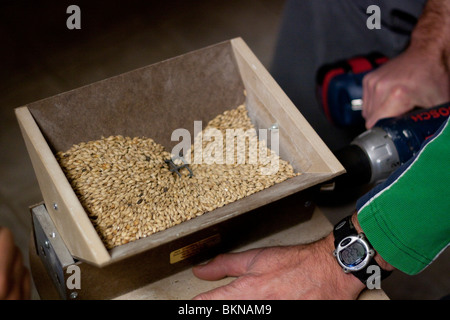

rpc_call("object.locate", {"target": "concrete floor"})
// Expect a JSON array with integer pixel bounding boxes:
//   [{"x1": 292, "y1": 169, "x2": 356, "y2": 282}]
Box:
[{"x1": 0, "y1": 1, "x2": 448, "y2": 300}]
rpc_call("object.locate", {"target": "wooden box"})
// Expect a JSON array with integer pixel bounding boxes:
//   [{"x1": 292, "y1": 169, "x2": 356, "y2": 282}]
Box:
[{"x1": 16, "y1": 38, "x2": 344, "y2": 268}]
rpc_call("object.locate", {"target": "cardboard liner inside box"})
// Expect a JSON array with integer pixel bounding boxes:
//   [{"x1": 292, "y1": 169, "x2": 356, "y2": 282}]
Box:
[{"x1": 16, "y1": 38, "x2": 344, "y2": 266}]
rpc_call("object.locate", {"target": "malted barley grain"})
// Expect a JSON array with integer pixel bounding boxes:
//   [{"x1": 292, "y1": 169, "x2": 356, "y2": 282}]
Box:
[{"x1": 56, "y1": 104, "x2": 299, "y2": 249}]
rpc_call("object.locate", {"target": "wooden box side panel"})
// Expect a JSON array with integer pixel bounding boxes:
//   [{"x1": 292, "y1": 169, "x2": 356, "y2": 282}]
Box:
[
  {"x1": 15, "y1": 107, "x2": 111, "y2": 266},
  {"x1": 230, "y1": 38, "x2": 344, "y2": 176},
  {"x1": 73, "y1": 191, "x2": 316, "y2": 299}
]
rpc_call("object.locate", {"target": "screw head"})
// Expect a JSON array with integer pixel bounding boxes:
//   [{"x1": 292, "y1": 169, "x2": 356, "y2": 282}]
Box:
[{"x1": 269, "y1": 123, "x2": 279, "y2": 130}]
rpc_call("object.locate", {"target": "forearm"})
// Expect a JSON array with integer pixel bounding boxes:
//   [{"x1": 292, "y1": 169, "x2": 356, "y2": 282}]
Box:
[
  {"x1": 362, "y1": 0, "x2": 450, "y2": 128},
  {"x1": 355, "y1": 119, "x2": 450, "y2": 275},
  {"x1": 351, "y1": 212, "x2": 395, "y2": 272},
  {"x1": 409, "y1": 0, "x2": 450, "y2": 68}
]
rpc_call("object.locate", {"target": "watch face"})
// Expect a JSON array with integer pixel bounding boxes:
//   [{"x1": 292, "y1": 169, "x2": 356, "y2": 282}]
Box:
[
  {"x1": 339, "y1": 241, "x2": 367, "y2": 267},
  {"x1": 335, "y1": 235, "x2": 373, "y2": 272}
]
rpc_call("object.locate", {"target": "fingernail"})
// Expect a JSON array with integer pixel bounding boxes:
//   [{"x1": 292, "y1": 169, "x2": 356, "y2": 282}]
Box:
[
  {"x1": 195, "y1": 259, "x2": 211, "y2": 267},
  {"x1": 193, "y1": 263, "x2": 206, "y2": 270}
]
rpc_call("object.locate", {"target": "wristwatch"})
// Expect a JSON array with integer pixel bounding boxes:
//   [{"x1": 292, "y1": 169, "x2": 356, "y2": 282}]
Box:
[{"x1": 333, "y1": 215, "x2": 391, "y2": 285}]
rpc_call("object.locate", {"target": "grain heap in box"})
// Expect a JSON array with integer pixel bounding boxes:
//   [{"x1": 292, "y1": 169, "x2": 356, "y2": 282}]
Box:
[{"x1": 56, "y1": 104, "x2": 298, "y2": 249}]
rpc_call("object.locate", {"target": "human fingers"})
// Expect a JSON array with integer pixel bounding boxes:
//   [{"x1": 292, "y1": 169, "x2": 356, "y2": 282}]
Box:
[
  {"x1": 5, "y1": 249, "x2": 23, "y2": 300},
  {"x1": 362, "y1": 72, "x2": 375, "y2": 120},
  {"x1": 365, "y1": 85, "x2": 413, "y2": 128},
  {"x1": 11, "y1": 251, "x2": 31, "y2": 300},
  {"x1": 192, "y1": 249, "x2": 262, "y2": 281},
  {"x1": 192, "y1": 277, "x2": 252, "y2": 300},
  {"x1": 21, "y1": 268, "x2": 31, "y2": 300},
  {"x1": 6, "y1": 251, "x2": 22, "y2": 300},
  {"x1": 0, "y1": 227, "x2": 16, "y2": 299},
  {"x1": 362, "y1": 69, "x2": 396, "y2": 128}
]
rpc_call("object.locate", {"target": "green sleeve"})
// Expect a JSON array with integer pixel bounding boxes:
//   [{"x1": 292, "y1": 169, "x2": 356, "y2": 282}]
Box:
[{"x1": 356, "y1": 120, "x2": 450, "y2": 275}]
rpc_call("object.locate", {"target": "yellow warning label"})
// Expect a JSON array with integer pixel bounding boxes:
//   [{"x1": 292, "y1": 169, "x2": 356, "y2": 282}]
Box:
[{"x1": 170, "y1": 234, "x2": 221, "y2": 264}]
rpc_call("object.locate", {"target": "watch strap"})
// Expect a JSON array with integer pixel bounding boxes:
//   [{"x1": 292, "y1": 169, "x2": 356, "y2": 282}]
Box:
[
  {"x1": 352, "y1": 260, "x2": 392, "y2": 284},
  {"x1": 333, "y1": 215, "x2": 356, "y2": 247}
]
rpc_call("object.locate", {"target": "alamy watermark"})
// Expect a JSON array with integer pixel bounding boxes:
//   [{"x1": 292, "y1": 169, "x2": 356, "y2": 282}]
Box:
[
  {"x1": 367, "y1": 5, "x2": 381, "y2": 30},
  {"x1": 67, "y1": 4, "x2": 381, "y2": 31},
  {"x1": 66, "y1": 5, "x2": 81, "y2": 30},
  {"x1": 366, "y1": 265, "x2": 382, "y2": 289},
  {"x1": 170, "y1": 121, "x2": 280, "y2": 175}
]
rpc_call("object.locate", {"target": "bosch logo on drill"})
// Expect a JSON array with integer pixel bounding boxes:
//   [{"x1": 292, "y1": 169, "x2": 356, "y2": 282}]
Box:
[{"x1": 410, "y1": 105, "x2": 450, "y2": 122}]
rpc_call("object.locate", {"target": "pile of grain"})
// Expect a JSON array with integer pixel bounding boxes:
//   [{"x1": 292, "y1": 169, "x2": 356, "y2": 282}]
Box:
[{"x1": 56, "y1": 104, "x2": 298, "y2": 249}]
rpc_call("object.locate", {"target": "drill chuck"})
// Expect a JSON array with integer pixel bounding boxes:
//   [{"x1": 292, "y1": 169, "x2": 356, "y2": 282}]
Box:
[
  {"x1": 328, "y1": 127, "x2": 399, "y2": 196},
  {"x1": 332, "y1": 145, "x2": 372, "y2": 189},
  {"x1": 351, "y1": 127, "x2": 400, "y2": 184}
]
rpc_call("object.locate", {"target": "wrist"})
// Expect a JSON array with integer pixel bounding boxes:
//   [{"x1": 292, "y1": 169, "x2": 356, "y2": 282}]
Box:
[
  {"x1": 408, "y1": 0, "x2": 450, "y2": 70},
  {"x1": 351, "y1": 213, "x2": 395, "y2": 272},
  {"x1": 319, "y1": 233, "x2": 366, "y2": 296}
]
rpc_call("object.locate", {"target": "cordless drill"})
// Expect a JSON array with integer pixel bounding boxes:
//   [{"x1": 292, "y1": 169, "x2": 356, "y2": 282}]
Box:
[
  {"x1": 331, "y1": 103, "x2": 450, "y2": 196},
  {"x1": 316, "y1": 54, "x2": 450, "y2": 198},
  {"x1": 316, "y1": 52, "x2": 388, "y2": 127}
]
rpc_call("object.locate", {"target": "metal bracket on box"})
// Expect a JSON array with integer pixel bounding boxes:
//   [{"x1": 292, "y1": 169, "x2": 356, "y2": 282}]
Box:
[{"x1": 32, "y1": 204, "x2": 77, "y2": 300}]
